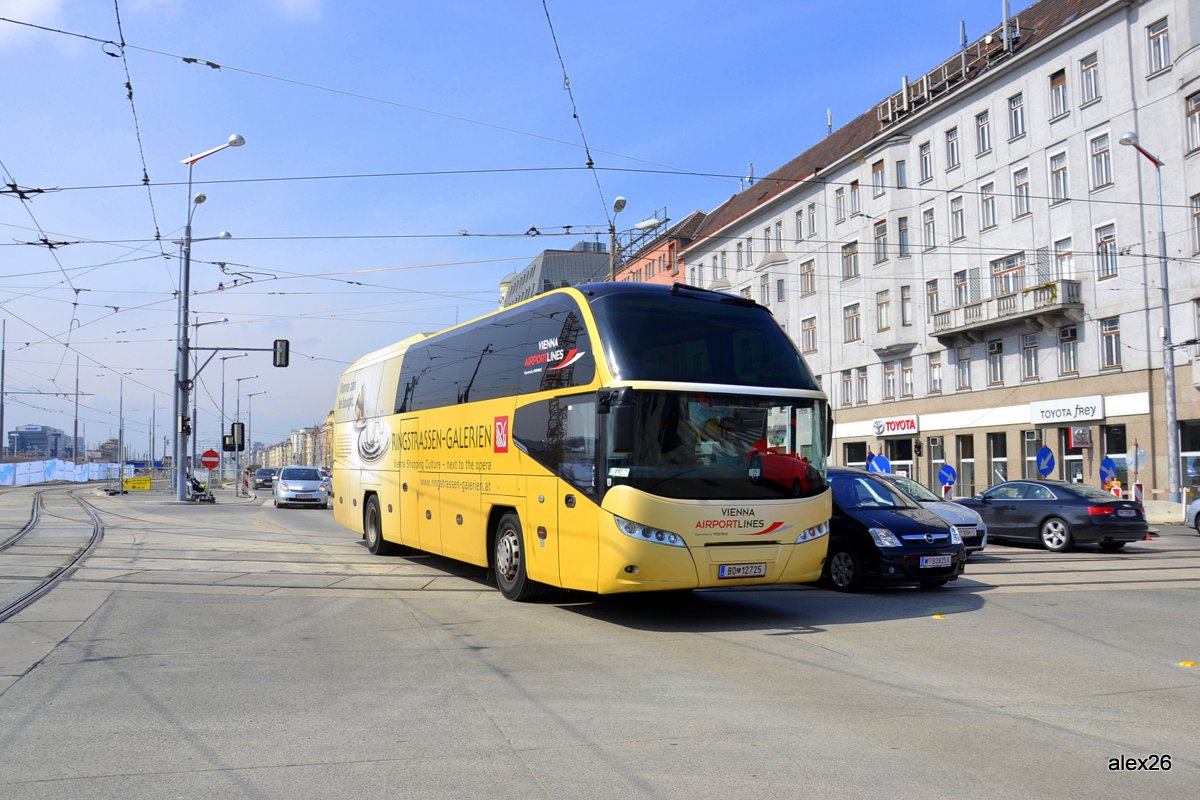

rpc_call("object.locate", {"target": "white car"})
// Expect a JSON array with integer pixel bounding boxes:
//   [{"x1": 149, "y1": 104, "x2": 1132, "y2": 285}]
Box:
[
  {"x1": 876, "y1": 473, "x2": 988, "y2": 555},
  {"x1": 1186, "y1": 497, "x2": 1200, "y2": 533},
  {"x1": 273, "y1": 465, "x2": 329, "y2": 509}
]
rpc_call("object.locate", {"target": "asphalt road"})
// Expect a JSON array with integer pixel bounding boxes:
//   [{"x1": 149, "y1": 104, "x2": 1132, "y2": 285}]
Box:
[{"x1": 0, "y1": 485, "x2": 1196, "y2": 799}]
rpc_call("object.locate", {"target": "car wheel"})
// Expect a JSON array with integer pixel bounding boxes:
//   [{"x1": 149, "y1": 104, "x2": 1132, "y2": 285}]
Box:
[
  {"x1": 493, "y1": 511, "x2": 538, "y2": 601},
  {"x1": 321, "y1": 502, "x2": 328, "y2": 510},
  {"x1": 1039, "y1": 517, "x2": 1073, "y2": 552},
  {"x1": 1098, "y1": 540, "x2": 1126, "y2": 551},
  {"x1": 364, "y1": 496, "x2": 397, "y2": 556},
  {"x1": 827, "y1": 547, "x2": 864, "y2": 593},
  {"x1": 273, "y1": 498, "x2": 279, "y2": 508}
]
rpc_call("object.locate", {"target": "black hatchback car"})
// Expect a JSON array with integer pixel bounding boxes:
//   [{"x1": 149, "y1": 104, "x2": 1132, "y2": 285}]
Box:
[
  {"x1": 955, "y1": 479, "x2": 1147, "y2": 552},
  {"x1": 825, "y1": 467, "x2": 966, "y2": 592}
]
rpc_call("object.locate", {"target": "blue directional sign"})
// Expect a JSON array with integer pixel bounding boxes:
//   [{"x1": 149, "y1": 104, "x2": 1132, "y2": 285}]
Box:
[
  {"x1": 1037, "y1": 446, "x2": 1055, "y2": 476},
  {"x1": 868, "y1": 454, "x2": 891, "y2": 474},
  {"x1": 939, "y1": 464, "x2": 957, "y2": 486},
  {"x1": 1099, "y1": 457, "x2": 1117, "y2": 486}
]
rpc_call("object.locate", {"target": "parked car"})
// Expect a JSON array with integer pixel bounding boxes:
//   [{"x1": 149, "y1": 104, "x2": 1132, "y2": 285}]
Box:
[
  {"x1": 273, "y1": 466, "x2": 329, "y2": 509},
  {"x1": 252, "y1": 468, "x2": 278, "y2": 490},
  {"x1": 824, "y1": 466, "x2": 966, "y2": 592},
  {"x1": 956, "y1": 479, "x2": 1146, "y2": 552},
  {"x1": 875, "y1": 473, "x2": 987, "y2": 555},
  {"x1": 1186, "y1": 496, "x2": 1200, "y2": 534}
]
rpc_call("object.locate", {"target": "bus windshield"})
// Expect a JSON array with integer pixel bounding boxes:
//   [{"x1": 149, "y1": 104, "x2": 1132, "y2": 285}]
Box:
[{"x1": 604, "y1": 390, "x2": 828, "y2": 501}]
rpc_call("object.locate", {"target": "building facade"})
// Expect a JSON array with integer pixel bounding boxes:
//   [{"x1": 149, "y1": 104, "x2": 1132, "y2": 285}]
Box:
[
  {"x1": 499, "y1": 241, "x2": 610, "y2": 307},
  {"x1": 6, "y1": 425, "x2": 80, "y2": 459},
  {"x1": 680, "y1": 0, "x2": 1199, "y2": 504},
  {"x1": 612, "y1": 211, "x2": 707, "y2": 286}
]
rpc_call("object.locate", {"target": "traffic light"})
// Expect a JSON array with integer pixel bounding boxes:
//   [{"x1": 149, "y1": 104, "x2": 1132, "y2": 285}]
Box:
[
  {"x1": 914, "y1": 439, "x2": 923, "y2": 457},
  {"x1": 273, "y1": 339, "x2": 290, "y2": 368},
  {"x1": 223, "y1": 434, "x2": 235, "y2": 453},
  {"x1": 231, "y1": 422, "x2": 245, "y2": 452}
]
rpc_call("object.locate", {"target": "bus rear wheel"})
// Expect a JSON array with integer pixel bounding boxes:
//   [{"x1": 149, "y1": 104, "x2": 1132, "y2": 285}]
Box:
[
  {"x1": 364, "y1": 496, "x2": 398, "y2": 556},
  {"x1": 494, "y1": 512, "x2": 537, "y2": 601}
]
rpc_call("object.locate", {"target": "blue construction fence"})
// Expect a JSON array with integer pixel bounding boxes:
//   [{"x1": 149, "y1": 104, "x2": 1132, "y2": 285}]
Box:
[{"x1": 0, "y1": 460, "x2": 135, "y2": 486}]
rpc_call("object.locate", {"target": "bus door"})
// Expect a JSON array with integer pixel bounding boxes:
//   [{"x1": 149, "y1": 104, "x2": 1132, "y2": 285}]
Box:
[
  {"x1": 556, "y1": 396, "x2": 599, "y2": 592},
  {"x1": 525, "y1": 476, "x2": 561, "y2": 587},
  {"x1": 398, "y1": 417, "x2": 422, "y2": 549}
]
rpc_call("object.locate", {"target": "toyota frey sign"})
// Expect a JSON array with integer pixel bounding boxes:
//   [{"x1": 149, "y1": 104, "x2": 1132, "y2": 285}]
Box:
[
  {"x1": 1029, "y1": 395, "x2": 1104, "y2": 425},
  {"x1": 871, "y1": 415, "x2": 919, "y2": 437}
]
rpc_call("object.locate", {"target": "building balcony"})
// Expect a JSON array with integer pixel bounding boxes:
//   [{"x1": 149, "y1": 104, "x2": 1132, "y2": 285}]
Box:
[
  {"x1": 871, "y1": 325, "x2": 920, "y2": 358},
  {"x1": 931, "y1": 279, "x2": 1084, "y2": 346}
]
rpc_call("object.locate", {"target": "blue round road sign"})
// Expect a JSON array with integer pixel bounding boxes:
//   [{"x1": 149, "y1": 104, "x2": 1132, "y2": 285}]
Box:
[
  {"x1": 1037, "y1": 447, "x2": 1055, "y2": 476},
  {"x1": 938, "y1": 464, "x2": 957, "y2": 486},
  {"x1": 868, "y1": 455, "x2": 891, "y2": 474},
  {"x1": 1099, "y1": 457, "x2": 1117, "y2": 485}
]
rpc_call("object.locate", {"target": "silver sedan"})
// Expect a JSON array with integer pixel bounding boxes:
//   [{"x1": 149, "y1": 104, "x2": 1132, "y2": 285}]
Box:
[{"x1": 273, "y1": 466, "x2": 330, "y2": 509}]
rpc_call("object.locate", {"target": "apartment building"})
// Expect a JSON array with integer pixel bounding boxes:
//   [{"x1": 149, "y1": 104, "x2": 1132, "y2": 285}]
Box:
[{"x1": 680, "y1": 0, "x2": 1199, "y2": 503}]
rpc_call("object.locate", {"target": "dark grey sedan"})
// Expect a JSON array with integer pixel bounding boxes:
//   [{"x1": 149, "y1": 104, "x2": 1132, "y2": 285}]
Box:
[{"x1": 956, "y1": 480, "x2": 1146, "y2": 552}]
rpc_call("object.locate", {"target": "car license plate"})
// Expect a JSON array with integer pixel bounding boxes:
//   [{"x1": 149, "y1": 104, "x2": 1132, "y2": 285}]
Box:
[
  {"x1": 719, "y1": 563, "x2": 767, "y2": 579},
  {"x1": 295, "y1": 493, "x2": 311, "y2": 499},
  {"x1": 1117, "y1": 509, "x2": 1136, "y2": 517},
  {"x1": 920, "y1": 555, "x2": 952, "y2": 568}
]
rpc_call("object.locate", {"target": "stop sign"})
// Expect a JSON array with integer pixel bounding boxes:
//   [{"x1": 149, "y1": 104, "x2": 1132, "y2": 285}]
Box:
[{"x1": 201, "y1": 449, "x2": 220, "y2": 470}]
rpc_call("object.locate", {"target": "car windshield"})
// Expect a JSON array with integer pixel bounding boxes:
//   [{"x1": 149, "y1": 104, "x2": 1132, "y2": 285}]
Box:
[
  {"x1": 831, "y1": 474, "x2": 916, "y2": 510},
  {"x1": 282, "y1": 468, "x2": 322, "y2": 481},
  {"x1": 255, "y1": 469, "x2": 274, "y2": 477},
  {"x1": 888, "y1": 475, "x2": 942, "y2": 503}
]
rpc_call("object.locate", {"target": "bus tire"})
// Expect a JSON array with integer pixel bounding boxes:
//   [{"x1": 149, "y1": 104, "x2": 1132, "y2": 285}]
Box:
[
  {"x1": 364, "y1": 496, "x2": 397, "y2": 556},
  {"x1": 493, "y1": 511, "x2": 538, "y2": 601}
]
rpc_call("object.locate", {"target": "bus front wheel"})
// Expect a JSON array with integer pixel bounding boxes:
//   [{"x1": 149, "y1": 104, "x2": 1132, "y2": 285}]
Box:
[
  {"x1": 364, "y1": 496, "x2": 398, "y2": 556},
  {"x1": 494, "y1": 512, "x2": 537, "y2": 601}
]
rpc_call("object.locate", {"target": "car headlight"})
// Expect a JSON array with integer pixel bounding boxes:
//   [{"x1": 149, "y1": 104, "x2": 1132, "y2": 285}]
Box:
[
  {"x1": 869, "y1": 527, "x2": 902, "y2": 547},
  {"x1": 614, "y1": 515, "x2": 687, "y2": 548},
  {"x1": 949, "y1": 527, "x2": 963, "y2": 545},
  {"x1": 318, "y1": 485, "x2": 328, "y2": 493},
  {"x1": 278, "y1": 483, "x2": 290, "y2": 491}
]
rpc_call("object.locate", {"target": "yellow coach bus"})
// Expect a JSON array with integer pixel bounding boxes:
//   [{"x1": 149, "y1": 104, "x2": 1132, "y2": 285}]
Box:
[{"x1": 332, "y1": 282, "x2": 832, "y2": 600}]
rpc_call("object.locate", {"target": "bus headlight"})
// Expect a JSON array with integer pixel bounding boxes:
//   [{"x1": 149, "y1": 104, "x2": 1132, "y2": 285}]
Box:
[
  {"x1": 794, "y1": 520, "x2": 829, "y2": 543},
  {"x1": 614, "y1": 516, "x2": 687, "y2": 548}
]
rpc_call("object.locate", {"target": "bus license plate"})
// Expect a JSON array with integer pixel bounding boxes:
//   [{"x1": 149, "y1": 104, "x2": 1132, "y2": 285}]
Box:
[
  {"x1": 920, "y1": 555, "x2": 952, "y2": 568},
  {"x1": 719, "y1": 563, "x2": 766, "y2": 579}
]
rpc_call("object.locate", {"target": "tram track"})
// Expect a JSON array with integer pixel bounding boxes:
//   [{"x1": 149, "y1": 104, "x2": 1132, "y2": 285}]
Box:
[{"x1": 0, "y1": 487, "x2": 105, "y2": 623}]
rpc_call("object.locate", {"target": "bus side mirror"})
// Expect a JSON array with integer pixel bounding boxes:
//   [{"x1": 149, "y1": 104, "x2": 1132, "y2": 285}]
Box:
[
  {"x1": 824, "y1": 405, "x2": 834, "y2": 455},
  {"x1": 612, "y1": 403, "x2": 635, "y2": 453}
]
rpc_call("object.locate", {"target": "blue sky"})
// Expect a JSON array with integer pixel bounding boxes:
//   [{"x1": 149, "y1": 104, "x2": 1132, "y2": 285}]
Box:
[{"x1": 0, "y1": 0, "x2": 1029, "y2": 458}]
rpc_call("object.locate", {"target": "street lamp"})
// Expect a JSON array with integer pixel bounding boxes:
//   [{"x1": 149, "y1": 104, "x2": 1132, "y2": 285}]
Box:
[
  {"x1": 175, "y1": 133, "x2": 244, "y2": 502},
  {"x1": 1119, "y1": 130, "x2": 1179, "y2": 505},
  {"x1": 234, "y1": 374, "x2": 258, "y2": 496},
  {"x1": 191, "y1": 315, "x2": 228, "y2": 474},
  {"x1": 219, "y1": 352, "x2": 248, "y2": 483},
  {"x1": 608, "y1": 196, "x2": 626, "y2": 282},
  {"x1": 247, "y1": 390, "x2": 267, "y2": 470}
]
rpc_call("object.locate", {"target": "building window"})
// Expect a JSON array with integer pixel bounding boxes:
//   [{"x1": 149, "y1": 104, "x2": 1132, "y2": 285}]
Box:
[
  {"x1": 950, "y1": 196, "x2": 965, "y2": 240},
  {"x1": 1090, "y1": 134, "x2": 1112, "y2": 189},
  {"x1": 689, "y1": 267, "x2": 696, "y2": 284},
  {"x1": 954, "y1": 270, "x2": 969, "y2": 306},
  {"x1": 1188, "y1": 93, "x2": 1200, "y2": 153},
  {"x1": 849, "y1": 181, "x2": 861, "y2": 216},
  {"x1": 720, "y1": 251, "x2": 727, "y2": 277},
  {"x1": 1008, "y1": 93, "x2": 1025, "y2": 138},
  {"x1": 807, "y1": 203, "x2": 817, "y2": 238},
  {"x1": 901, "y1": 285, "x2": 913, "y2": 327},
  {"x1": 1080, "y1": 53, "x2": 1100, "y2": 104},
  {"x1": 896, "y1": 160, "x2": 907, "y2": 188},
  {"x1": 945, "y1": 127, "x2": 960, "y2": 169},
  {"x1": 1013, "y1": 167, "x2": 1031, "y2": 217},
  {"x1": 956, "y1": 346, "x2": 971, "y2": 390},
  {"x1": 1050, "y1": 152, "x2": 1069, "y2": 203},
  {"x1": 1101, "y1": 317, "x2": 1121, "y2": 369},
  {"x1": 876, "y1": 290, "x2": 891, "y2": 332},
  {"x1": 856, "y1": 367, "x2": 868, "y2": 405},
  {"x1": 987, "y1": 339, "x2": 1004, "y2": 385},
  {"x1": 926, "y1": 279, "x2": 939, "y2": 320},
  {"x1": 835, "y1": 188, "x2": 846, "y2": 222},
  {"x1": 1148, "y1": 18, "x2": 1171, "y2": 74},
  {"x1": 1049, "y1": 69, "x2": 1069, "y2": 118},
  {"x1": 776, "y1": 278, "x2": 785, "y2": 302},
  {"x1": 873, "y1": 221, "x2": 888, "y2": 263},
  {"x1": 801, "y1": 316, "x2": 817, "y2": 353},
  {"x1": 988, "y1": 432, "x2": 1009, "y2": 485},
  {"x1": 800, "y1": 260, "x2": 816, "y2": 295},
  {"x1": 929, "y1": 352, "x2": 943, "y2": 394},
  {"x1": 991, "y1": 253, "x2": 1025, "y2": 296},
  {"x1": 841, "y1": 370, "x2": 852, "y2": 407},
  {"x1": 1055, "y1": 237, "x2": 1075, "y2": 279},
  {"x1": 1059, "y1": 325, "x2": 1078, "y2": 375},
  {"x1": 763, "y1": 226, "x2": 771, "y2": 254},
  {"x1": 735, "y1": 241, "x2": 743, "y2": 270},
  {"x1": 841, "y1": 241, "x2": 859, "y2": 279},
  {"x1": 980, "y1": 182, "x2": 996, "y2": 229},
  {"x1": 872, "y1": 161, "x2": 885, "y2": 196},
  {"x1": 1022, "y1": 333, "x2": 1039, "y2": 380},
  {"x1": 774, "y1": 220, "x2": 783, "y2": 251},
  {"x1": 922, "y1": 208, "x2": 936, "y2": 250},
  {"x1": 1096, "y1": 224, "x2": 1118, "y2": 279},
  {"x1": 794, "y1": 210, "x2": 803, "y2": 242},
  {"x1": 844, "y1": 303, "x2": 861, "y2": 343},
  {"x1": 740, "y1": 286, "x2": 752, "y2": 300},
  {"x1": 919, "y1": 141, "x2": 932, "y2": 182},
  {"x1": 976, "y1": 111, "x2": 992, "y2": 154},
  {"x1": 712, "y1": 255, "x2": 719, "y2": 281},
  {"x1": 883, "y1": 361, "x2": 897, "y2": 400},
  {"x1": 901, "y1": 359, "x2": 913, "y2": 398},
  {"x1": 759, "y1": 274, "x2": 770, "y2": 305},
  {"x1": 898, "y1": 216, "x2": 910, "y2": 256}
]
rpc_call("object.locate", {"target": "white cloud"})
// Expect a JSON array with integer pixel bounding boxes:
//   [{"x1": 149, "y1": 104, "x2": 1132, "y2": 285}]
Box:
[
  {"x1": 268, "y1": 0, "x2": 322, "y2": 21},
  {"x1": 0, "y1": 0, "x2": 67, "y2": 46}
]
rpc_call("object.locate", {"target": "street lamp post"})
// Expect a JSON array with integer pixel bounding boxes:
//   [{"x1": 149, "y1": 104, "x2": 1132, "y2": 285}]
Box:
[
  {"x1": 219, "y1": 352, "x2": 248, "y2": 483},
  {"x1": 247, "y1": 391, "x2": 267, "y2": 472},
  {"x1": 608, "y1": 196, "x2": 626, "y2": 282},
  {"x1": 1119, "y1": 130, "x2": 1179, "y2": 505},
  {"x1": 234, "y1": 374, "x2": 258, "y2": 496},
  {"x1": 175, "y1": 133, "x2": 245, "y2": 502}
]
